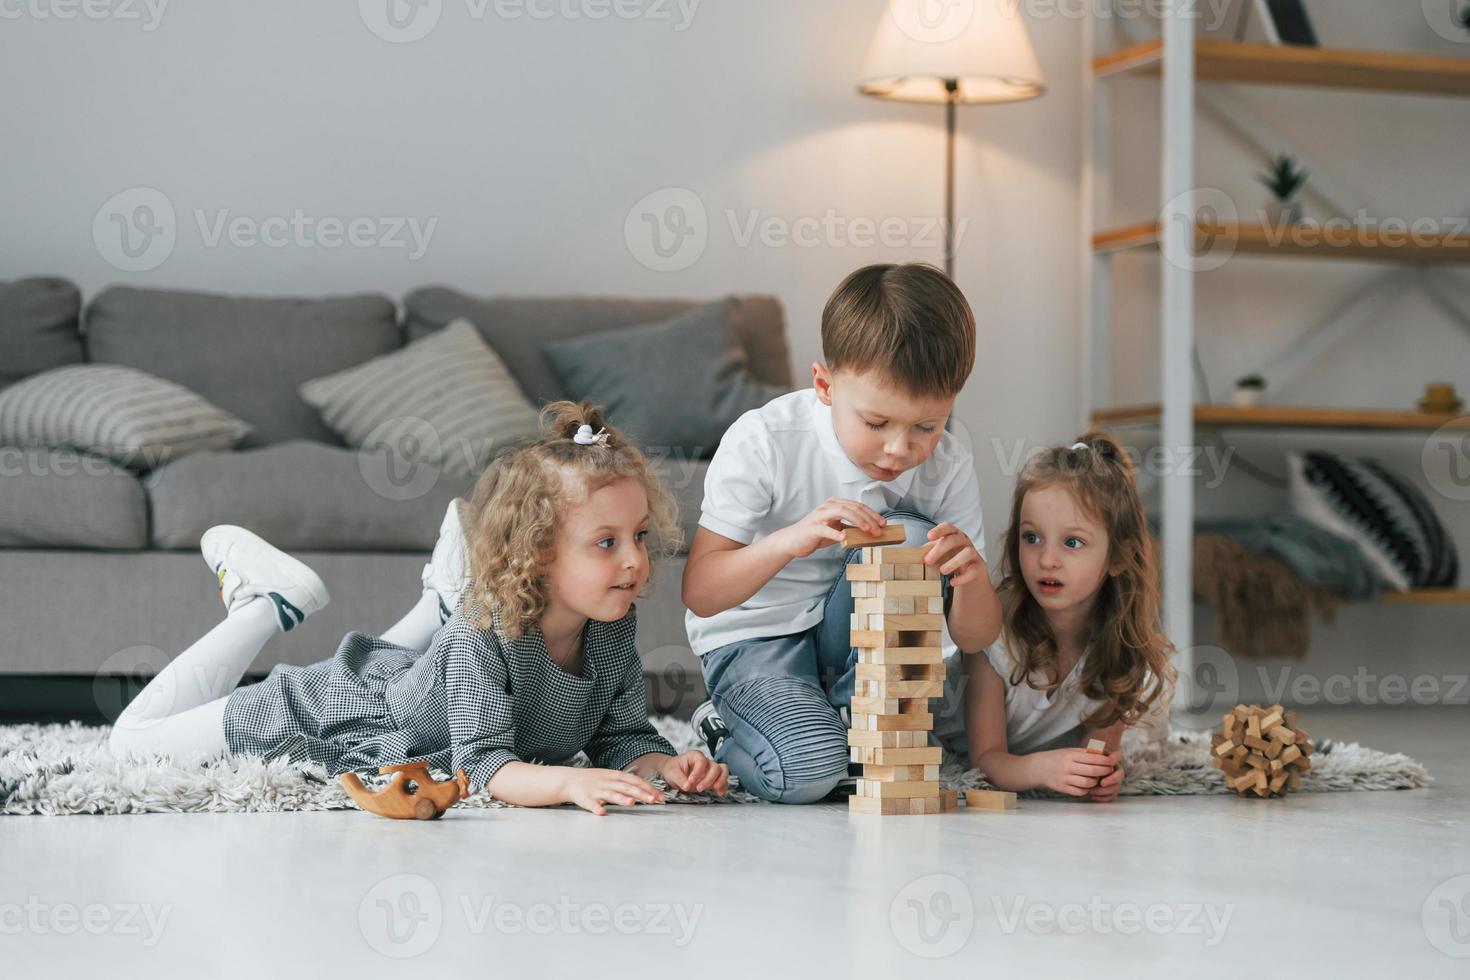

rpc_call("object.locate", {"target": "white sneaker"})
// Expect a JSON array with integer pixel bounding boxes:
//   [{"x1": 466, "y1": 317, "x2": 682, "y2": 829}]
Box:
[
  {"x1": 201, "y1": 525, "x2": 330, "y2": 632},
  {"x1": 422, "y1": 498, "x2": 470, "y2": 623}
]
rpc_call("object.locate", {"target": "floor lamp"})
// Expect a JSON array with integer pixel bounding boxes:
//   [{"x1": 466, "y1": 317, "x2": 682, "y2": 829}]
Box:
[{"x1": 859, "y1": 1, "x2": 1046, "y2": 277}]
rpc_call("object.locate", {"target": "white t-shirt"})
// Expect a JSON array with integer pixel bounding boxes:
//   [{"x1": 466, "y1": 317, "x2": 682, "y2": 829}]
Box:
[
  {"x1": 939, "y1": 638, "x2": 1106, "y2": 756},
  {"x1": 684, "y1": 388, "x2": 985, "y2": 656}
]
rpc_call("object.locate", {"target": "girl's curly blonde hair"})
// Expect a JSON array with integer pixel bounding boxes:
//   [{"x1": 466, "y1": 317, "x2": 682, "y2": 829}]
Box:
[
  {"x1": 996, "y1": 431, "x2": 1176, "y2": 730},
  {"x1": 461, "y1": 400, "x2": 681, "y2": 639}
]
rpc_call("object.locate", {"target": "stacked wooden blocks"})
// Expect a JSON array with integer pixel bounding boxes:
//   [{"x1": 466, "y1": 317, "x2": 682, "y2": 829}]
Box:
[
  {"x1": 843, "y1": 524, "x2": 950, "y2": 816},
  {"x1": 1211, "y1": 704, "x2": 1312, "y2": 798}
]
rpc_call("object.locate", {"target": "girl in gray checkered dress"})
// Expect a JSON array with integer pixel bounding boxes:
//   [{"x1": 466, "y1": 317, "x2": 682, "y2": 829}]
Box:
[{"x1": 110, "y1": 401, "x2": 729, "y2": 814}]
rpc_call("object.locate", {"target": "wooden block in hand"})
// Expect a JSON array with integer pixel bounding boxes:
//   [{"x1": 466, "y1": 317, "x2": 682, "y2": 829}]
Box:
[
  {"x1": 1086, "y1": 739, "x2": 1107, "y2": 755},
  {"x1": 841, "y1": 524, "x2": 908, "y2": 547},
  {"x1": 963, "y1": 789, "x2": 1018, "y2": 811}
]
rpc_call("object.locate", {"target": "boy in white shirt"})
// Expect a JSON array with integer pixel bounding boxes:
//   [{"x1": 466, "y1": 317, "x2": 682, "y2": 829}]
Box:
[{"x1": 682, "y1": 263, "x2": 1002, "y2": 803}]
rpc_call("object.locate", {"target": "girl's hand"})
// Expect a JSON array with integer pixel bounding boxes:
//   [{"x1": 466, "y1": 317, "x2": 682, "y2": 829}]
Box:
[
  {"x1": 925, "y1": 523, "x2": 985, "y2": 587},
  {"x1": 778, "y1": 498, "x2": 886, "y2": 559},
  {"x1": 659, "y1": 750, "x2": 730, "y2": 795},
  {"x1": 1089, "y1": 757, "x2": 1124, "y2": 803},
  {"x1": 564, "y1": 768, "x2": 665, "y2": 816},
  {"x1": 1028, "y1": 748, "x2": 1117, "y2": 798}
]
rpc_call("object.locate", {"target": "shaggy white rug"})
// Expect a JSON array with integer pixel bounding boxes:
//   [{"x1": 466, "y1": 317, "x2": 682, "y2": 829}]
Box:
[{"x1": 0, "y1": 720, "x2": 1429, "y2": 816}]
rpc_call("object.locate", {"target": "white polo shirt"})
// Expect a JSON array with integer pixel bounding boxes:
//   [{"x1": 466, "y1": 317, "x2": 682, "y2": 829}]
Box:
[{"x1": 685, "y1": 388, "x2": 985, "y2": 657}]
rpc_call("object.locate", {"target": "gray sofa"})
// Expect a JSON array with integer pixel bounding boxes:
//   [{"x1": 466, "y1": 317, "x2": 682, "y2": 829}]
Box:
[{"x1": 0, "y1": 277, "x2": 793, "y2": 719}]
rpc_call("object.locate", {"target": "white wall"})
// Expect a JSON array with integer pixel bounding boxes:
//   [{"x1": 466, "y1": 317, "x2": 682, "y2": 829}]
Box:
[{"x1": 0, "y1": 0, "x2": 1084, "y2": 560}]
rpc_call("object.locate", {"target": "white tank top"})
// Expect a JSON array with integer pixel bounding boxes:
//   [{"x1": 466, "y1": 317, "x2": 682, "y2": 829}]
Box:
[{"x1": 943, "y1": 637, "x2": 1107, "y2": 755}]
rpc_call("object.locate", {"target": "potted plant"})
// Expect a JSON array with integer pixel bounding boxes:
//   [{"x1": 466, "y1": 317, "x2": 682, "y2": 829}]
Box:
[
  {"x1": 1234, "y1": 373, "x2": 1266, "y2": 407},
  {"x1": 1258, "y1": 154, "x2": 1308, "y2": 226}
]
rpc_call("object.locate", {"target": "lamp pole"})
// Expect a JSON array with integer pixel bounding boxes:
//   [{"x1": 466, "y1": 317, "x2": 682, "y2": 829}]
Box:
[{"x1": 944, "y1": 78, "x2": 959, "y2": 278}]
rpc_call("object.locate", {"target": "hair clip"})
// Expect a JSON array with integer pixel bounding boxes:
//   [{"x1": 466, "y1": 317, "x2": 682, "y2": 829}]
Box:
[
  {"x1": 573, "y1": 424, "x2": 609, "y2": 447},
  {"x1": 1070, "y1": 442, "x2": 1089, "y2": 451}
]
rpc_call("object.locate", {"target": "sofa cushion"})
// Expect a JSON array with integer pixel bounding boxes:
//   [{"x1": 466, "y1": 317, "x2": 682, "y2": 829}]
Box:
[
  {"x1": 300, "y1": 319, "x2": 540, "y2": 477},
  {"x1": 146, "y1": 441, "x2": 476, "y2": 551},
  {"x1": 86, "y1": 287, "x2": 400, "y2": 447},
  {"x1": 545, "y1": 300, "x2": 786, "y2": 457},
  {"x1": 0, "y1": 447, "x2": 148, "y2": 549},
  {"x1": 402, "y1": 289, "x2": 792, "y2": 405},
  {"x1": 0, "y1": 364, "x2": 252, "y2": 470},
  {"x1": 0, "y1": 277, "x2": 84, "y2": 389}
]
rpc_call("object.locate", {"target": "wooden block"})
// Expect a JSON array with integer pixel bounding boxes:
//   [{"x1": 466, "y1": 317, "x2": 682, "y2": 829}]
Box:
[
  {"x1": 923, "y1": 596, "x2": 944, "y2": 613},
  {"x1": 851, "y1": 711, "x2": 934, "y2": 731},
  {"x1": 1086, "y1": 739, "x2": 1107, "y2": 755},
  {"x1": 855, "y1": 678, "x2": 945, "y2": 700},
  {"x1": 858, "y1": 779, "x2": 940, "y2": 799},
  {"x1": 869, "y1": 546, "x2": 930, "y2": 565},
  {"x1": 1259, "y1": 710, "x2": 1283, "y2": 732},
  {"x1": 871, "y1": 580, "x2": 943, "y2": 597},
  {"x1": 1213, "y1": 738, "x2": 1237, "y2": 757},
  {"x1": 847, "y1": 729, "x2": 924, "y2": 749},
  {"x1": 860, "y1": 764, "x2": 940, "y2": 782},
  {"x1": 856, "y1": 647, "x2": 945, "y2": 665},
  {"x1": 850, "y1": 581, "x2": 877, "y2": 598},
  {"x1": 924, "y1": 564, "x2": 943, "y2": 580},
  {"x1": 963, "y1": 789, "x2": 1018, "y2": 811},
  {"x1": 866, "y1": 613, "x2": 944, "y2": 631},
  {"x1": 841, "y1": 524, "x2": 907, "y2": 547},
  {"x1": 1286, "y1": 770, "x2": 1301, "y2": 792},
  {"x1": 850, "y1": 695, "x2": 931, "y2": 715},
  {"x1": 848, "y1": 795, "x2": 940, "y2": 816},
  {"x1": 850, "y1": 745, "x2": 942, "y2": 766},
  {"x1": 854, "y1": 596, "x2": 915, "y2": 615},
  {"x1": 854, "y1": 662, "x2": 945, "y2": 683},
  {"x1": 1264, "y1": 738, "x2": 1284, "y2": 760},
  {"x1": 1247, "y1": 714, "x2": 1262, "y2": 739},
  {"x1": 1243, "y1": 734, "x2": 1271, "y2": 752},
  {"x1": 939, "y1": 789, "x2": 958, "y2": 812},
  {"x1": 894, "y1": 564, "x2": 924, "y2": 580},
  {"x1": 1277, "y1": 744, "x2": 1301, "y2": 767},
  {"x1": 850, "y1": 629, "x2": 905, "y2": 649},
  {"x1": 845, "y1": 564, "x2": 892, "y2": 582}
]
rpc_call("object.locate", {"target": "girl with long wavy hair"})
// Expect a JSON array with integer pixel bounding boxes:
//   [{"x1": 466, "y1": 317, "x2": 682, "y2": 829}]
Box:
[{"x1": 936, "y1": 433, "x2": 1174, "y2": 802}]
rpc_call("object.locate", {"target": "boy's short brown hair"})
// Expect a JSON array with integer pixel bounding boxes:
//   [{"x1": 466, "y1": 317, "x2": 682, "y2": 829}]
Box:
[{"x1": 820, "y1": 263, "x2": 976, "y2": 398}]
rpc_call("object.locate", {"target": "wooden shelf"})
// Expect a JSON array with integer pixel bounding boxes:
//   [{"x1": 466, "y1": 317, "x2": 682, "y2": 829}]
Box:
[
  {"x1": 1092, "y1": 221, "x2": 1470, "y2": 264},
  {"x1": 1095, "y1": 39, "x2": 1470, "y2": 98},
  {"x1": 1380, "y1": 590, "x2": 1470, "y2": 606},
  {"x1": 1092, "y1": 404, "x2": 1470, "y2": 432}
]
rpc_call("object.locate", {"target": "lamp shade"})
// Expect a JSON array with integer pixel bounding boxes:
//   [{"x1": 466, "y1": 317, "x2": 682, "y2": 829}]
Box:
[{"x1": 859, "y1": 0, "x2": 1046, "y2": 104}]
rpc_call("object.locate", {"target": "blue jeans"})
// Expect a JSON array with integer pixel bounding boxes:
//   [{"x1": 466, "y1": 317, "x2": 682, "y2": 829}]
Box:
[{"x1": 700, "y1": 511, "x2": 948, "y2": 804}]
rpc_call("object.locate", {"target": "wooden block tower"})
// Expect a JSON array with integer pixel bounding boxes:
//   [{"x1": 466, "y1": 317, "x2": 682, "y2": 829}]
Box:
[{"x1": 843, "y1": 523, "x2": 950, "y2": 815}]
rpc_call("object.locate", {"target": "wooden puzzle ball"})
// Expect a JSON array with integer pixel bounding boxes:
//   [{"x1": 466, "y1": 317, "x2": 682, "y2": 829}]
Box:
[{"x1": 1211, "y1": 704, "x2": 1313, "y2": 798}]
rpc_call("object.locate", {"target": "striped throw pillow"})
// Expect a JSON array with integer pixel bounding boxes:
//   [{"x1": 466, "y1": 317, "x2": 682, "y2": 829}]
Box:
[
  {"x1": 0, "y1": 364, "x2": 252, "y2": 470},
  {"x1": 299, "y1": 319, "x2": 540, "y2": 477},
  {"x1": 1288, "y1": 451, "x2": 1459, "y2": 591}
]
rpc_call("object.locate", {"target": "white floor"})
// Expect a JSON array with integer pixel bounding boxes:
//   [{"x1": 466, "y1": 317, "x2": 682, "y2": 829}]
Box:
[{"x1": 4, "y1": 707, "x2": 1468, "y2": 979}]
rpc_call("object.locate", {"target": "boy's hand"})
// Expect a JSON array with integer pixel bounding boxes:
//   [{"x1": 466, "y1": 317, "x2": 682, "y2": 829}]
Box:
[
  {"x1": 1028, "y1": 748, "x2": 1117, "y2": 798},
  {"x1": 658, "y1": 750, "x2": 730, "y2": 795},
  {"x1": 925, "y1": 522, "x2": 985, "y2": 586},
  {"x1": 564, "y1": 768, "x2": 665, "y2": 816},
  {"x1": 778, "y1": 498, "x2": 886, "y2": 559}
]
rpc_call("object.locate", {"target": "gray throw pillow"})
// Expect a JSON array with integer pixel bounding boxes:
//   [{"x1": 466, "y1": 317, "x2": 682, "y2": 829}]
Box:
[
  {"x1": 299, "y1": 318, "x2": 541, "y2": 477},
  {"x1": 0, "y1": 364, "x2": 252, "y2": 470},
  {"x1": 542, "y1": 299, "x2": 787, "y2": 457}
]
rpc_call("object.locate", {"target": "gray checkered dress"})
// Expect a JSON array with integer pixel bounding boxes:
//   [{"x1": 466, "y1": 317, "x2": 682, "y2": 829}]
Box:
[{"x1": 222, "y1": 599, "x2": 675, "y2": 794}]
